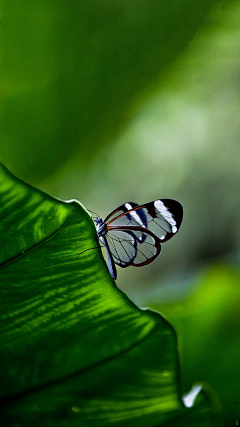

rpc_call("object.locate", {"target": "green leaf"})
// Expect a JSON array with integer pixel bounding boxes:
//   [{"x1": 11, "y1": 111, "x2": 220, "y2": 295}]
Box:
[{"x1": 0, "y1": 164, "x2": 219, "y2": 426}]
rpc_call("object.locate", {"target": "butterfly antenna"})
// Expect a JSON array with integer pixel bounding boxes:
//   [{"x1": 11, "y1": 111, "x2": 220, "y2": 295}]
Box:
[
  {"x1": 87, "y1": 208, "x2": 99, "y2": 217},
  {"x1": 78, "y1": 241, "x2": 104, "y2": 255}
]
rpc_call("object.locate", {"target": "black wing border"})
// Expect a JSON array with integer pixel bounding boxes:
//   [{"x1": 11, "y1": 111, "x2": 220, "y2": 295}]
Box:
[{"x1": 104, "y1": 199, "x2": 183, "y2": 243}]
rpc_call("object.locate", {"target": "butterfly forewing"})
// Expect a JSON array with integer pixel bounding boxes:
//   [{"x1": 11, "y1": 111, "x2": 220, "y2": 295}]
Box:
[{"x1": 105, "y1": 199, "x2": 183, "y2": 243}]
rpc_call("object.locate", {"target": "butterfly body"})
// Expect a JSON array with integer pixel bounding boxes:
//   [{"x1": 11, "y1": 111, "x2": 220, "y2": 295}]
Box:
[
  {"x1": 95, "y1": 217, "x2": 107, "y2": 237},
  {"x1": 93, "y1": 199, "x2": 183, "y2": 280}
]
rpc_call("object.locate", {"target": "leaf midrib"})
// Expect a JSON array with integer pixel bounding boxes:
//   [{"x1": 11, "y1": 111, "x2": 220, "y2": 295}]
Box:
[{"x1": 0, "y1": 213, "x2": 73, "y2": 271}]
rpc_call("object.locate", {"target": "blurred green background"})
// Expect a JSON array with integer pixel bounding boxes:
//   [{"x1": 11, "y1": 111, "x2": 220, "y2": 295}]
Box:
[{"x1": 1, "y1": 0, "x2": 240, "y2": 425}]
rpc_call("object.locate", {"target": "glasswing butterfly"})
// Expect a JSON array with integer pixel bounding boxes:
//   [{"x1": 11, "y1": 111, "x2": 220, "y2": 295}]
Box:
[{"x1": 91, "y1": 199, "x2": 183, "y2": 280}]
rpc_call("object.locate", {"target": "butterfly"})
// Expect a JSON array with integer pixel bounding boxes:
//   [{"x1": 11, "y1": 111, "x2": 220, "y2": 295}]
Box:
[{"x1": 92, "y1": 199, "x2": 183, "y2": 280}]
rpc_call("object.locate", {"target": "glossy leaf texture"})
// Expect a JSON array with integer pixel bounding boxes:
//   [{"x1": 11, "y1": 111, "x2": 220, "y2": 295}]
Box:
[{"x1": 0, "y1": 164, "x2": 219, "y2": 426}]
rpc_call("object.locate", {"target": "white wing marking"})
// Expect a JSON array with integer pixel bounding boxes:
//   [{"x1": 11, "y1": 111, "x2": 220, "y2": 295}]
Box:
[
  {"x1": 124, "y1": 203, "x2": 147, "y2": 228},
  {"x1": 154, "y1": 200, "x2": 177, "y2": 233}
]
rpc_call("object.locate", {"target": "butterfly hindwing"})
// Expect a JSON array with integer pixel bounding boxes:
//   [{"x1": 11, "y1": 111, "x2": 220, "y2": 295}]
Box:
[
  {"x1": 102, "y1": 229, "x2": 137, "y2": 267},
  {"x1": 104, "y1": 227, "x2": 161, "y2": 268}
]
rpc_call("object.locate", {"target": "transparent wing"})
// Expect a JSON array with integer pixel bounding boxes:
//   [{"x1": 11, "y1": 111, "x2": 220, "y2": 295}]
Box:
[
  {"x1": 105, "y1": 199, "x2": 183, "y2": 243},
  {"x1": 105, "y1": 227, "x2": 161, "y2": 267}
]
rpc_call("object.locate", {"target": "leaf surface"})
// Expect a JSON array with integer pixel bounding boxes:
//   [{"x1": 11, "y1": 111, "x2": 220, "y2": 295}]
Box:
[{"x1": 0, "y1": 164, "x2": 219, "y2": 426}]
